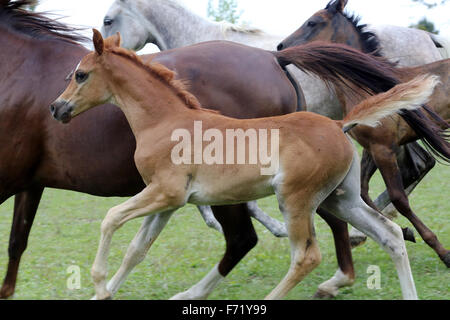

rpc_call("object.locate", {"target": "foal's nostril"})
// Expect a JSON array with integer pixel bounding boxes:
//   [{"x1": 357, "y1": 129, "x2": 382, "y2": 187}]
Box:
[
  {"x1": 277, "y1": 43, "x2": 284, "y2": 51},
  {"x1": 50, "y1": 104, "x2": 56, "y2": 115}
]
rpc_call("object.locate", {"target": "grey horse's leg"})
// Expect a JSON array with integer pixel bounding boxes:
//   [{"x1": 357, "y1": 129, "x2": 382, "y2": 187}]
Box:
[
  {"x1": 197, "y1": 202, "x2": 287, "y2": 238},
  {"x1": 197, "y1": 206, "x2": 223, "y2": 233}
]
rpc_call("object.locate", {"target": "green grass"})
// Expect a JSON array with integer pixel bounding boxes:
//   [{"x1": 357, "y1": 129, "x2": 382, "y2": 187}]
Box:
[{"x1": 0, "y1": 161, "x2": 448, "y2": 300}]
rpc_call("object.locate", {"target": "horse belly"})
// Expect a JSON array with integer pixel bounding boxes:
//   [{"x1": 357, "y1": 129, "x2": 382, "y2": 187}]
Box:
[{"x1": 187, "y1": 167, "x2": 274, "y2": 206}]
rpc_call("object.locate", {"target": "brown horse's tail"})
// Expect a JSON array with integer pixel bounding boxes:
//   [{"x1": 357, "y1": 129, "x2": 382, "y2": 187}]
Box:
[
  {"x1": 339, "y1": 74, "x2": 440, "y2": 132},
  {"x1": 273, "y1": 41, "x2": 450, "y2": 163}
]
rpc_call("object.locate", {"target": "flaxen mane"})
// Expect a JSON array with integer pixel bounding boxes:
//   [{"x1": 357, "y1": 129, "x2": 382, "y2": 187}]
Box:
[{"x1": 109, "y1": 47, "x2": 215, "y2": 113}]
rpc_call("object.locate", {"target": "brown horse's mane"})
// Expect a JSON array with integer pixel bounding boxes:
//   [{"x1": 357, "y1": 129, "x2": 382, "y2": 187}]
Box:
[
  {"x1": 109, "y1": 47, "x2": 216, "y2": 113},
  {"x1": 0, "y1": 0, "x2": 87, "y2": 43},
  {"x1": 325, "y1": 0, "x2": 383, "y2": 57}
]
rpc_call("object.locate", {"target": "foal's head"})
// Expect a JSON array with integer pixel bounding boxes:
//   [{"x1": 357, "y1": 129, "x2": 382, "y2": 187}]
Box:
[
  {"x1": 50, "y1": 30, "x2": 121, "y2": 123},
  {"x1": 278, "y1": 0, "x2": 367, "y2": 51}
]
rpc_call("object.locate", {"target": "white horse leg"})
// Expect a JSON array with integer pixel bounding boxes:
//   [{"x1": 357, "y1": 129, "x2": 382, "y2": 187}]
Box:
[
  {"x1": 198, "y1": 202, "x2": 287, "y2": 238},
  {"x1": 91, "y1": 211, "x2": 174, "y2": 299},
  {"x1": 320, "y1": 154, "x2": 417, "y2": 300},
  {"x1": 170, "y1": 264, "x2": 224, "y2": 300},
  {"x1": 91, "y1": 185, "x2": 179, "y2": 300},
  {"x1": 197, "y1": 206, "x2": 223, "y2": 233},
  {"x1": 246, "y1": 201, "x2": 288, "y2": 237},
  {"x1": 316, "y1": 268, "x2": 355, "y2": 298}
]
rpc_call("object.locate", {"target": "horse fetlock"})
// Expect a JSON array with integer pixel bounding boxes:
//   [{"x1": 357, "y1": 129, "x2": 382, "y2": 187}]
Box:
[{"x1": 0, "y1": 284, "x2": 15, "y2": 299}]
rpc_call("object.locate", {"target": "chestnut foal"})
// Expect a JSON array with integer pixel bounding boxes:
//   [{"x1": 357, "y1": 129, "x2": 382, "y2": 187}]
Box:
[{"x1": 51, "y1": 31, "x2": 439, "y2": 300}]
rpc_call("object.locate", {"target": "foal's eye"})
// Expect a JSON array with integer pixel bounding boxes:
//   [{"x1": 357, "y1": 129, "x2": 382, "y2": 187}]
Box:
[
  {"x1": 75, "y1": 71, "x2": 89, "y2": 84},
  {"x1": 307, "y1": 21, "x2": 317, "y2": 28}
]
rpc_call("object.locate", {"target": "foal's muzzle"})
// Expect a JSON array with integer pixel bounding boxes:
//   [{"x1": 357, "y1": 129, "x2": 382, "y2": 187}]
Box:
[{"x1": 50, "y1": 100, "x2": 74, "y2": 124}]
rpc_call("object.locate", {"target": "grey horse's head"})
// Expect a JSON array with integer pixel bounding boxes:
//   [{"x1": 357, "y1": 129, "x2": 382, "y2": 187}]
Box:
[{"x1": 101, "y1": 0, "x2": 157, "y2": 51}]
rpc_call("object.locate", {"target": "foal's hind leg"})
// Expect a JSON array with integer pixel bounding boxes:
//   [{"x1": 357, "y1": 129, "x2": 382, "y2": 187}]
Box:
[
  {"x1": 321, "y1": 154, "x2": 417, "y2": 300},
  {"x1": 171, "y1": 204, "x2": 258, "y2": 299},
  {"x1": 0, "y1": 186, "x2": 44, "y2": 299},
  {"x1": 370, "y1": 144, "x2": 450, "y2": 267},
  {"x1": 314, "y1": 208, "x2": 355, "y2": 299},
  {"x1": 265, "y1": 193, "x2": 322, "y2": 300}
]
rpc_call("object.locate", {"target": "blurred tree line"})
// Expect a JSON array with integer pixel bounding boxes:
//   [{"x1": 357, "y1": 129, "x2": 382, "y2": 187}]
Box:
[{"x1": 207, "y1": 0, "x2": 242, "y2": 24}]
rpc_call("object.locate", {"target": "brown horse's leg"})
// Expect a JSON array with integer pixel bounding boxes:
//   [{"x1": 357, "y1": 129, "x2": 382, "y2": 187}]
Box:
[
  {"x1": 0, "y1": 186, "x2": 44, "y2": 298},
  {"x1": 373, "y1": 142, "x2": 436, "y2": 212},
  {"x1": 358, "y1": 148, "x2": 415, "y2": 244},
  {"x1": 212, "y1": 204, "x2": 258, "y2": 276},
  {"x1": 371, "y1": 144, "x2": 450, "y2": 267},
  {"x1": 314, "y1": 208, "x2": 355, "y2": 299},
  {"x1": 171, "y1": 204, "x2": 257, "y2": 299}
]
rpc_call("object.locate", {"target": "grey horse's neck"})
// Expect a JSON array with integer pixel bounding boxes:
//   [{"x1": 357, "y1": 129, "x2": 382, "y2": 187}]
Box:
[{"x1": 140, "y1": 0, "x2": 225, "y2": 49}]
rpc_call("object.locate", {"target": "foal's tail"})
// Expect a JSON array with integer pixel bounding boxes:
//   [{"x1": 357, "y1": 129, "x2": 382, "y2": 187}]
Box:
[
  {"x1": 338, "y1": 74, "x2": 440, "y2": 132},
  {"x1": 273, "y1": 41, "x2": 450, "y2": 163}
]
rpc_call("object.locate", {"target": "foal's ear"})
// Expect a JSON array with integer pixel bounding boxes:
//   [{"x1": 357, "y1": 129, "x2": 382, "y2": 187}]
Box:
[
  {"x1": 93, "y1": 29, "x2": 104, "y2": 56},
  {"x1": 114, "y1": 32, "x2": 122, "y2": 47},
  {"x1": 327, "y1": 0, "x2": 348, "y2": 13},
  {"x1": 104, "y1": 32, "x2": 122, "y2": 49}
]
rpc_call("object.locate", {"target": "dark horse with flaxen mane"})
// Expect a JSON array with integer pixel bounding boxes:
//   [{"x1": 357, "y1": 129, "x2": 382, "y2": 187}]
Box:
[{"x1": 0, "y1": 0, "x2": 448, "y2": 299}]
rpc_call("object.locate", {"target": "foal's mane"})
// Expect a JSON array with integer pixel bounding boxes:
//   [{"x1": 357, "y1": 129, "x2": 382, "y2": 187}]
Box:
[
  {"x1": 325, "y1": 0, "x2": 382, "y2": 57},
  {"x1": 109, "y1": 47, "x2": 211, "y2": 112},
  {"x1": 0, "y1": 0, "x2": 87, "y2": 43}
]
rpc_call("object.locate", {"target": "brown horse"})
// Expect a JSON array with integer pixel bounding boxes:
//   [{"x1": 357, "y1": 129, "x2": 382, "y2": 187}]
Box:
[
  {"x1": 51, "y1": 30, "x2": 443, "y2": 300},
  {"x1": 0, "y1": 0, "x2": 304, "y2": 298},
  {"x1": 278, "y1": 0, "x2": 450, "y2": 269}
]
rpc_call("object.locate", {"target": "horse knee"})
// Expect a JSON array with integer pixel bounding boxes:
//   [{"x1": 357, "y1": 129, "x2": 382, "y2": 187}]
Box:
[
  {"x1": 388, "y1": 190, "x2": 410, "y2": 212},
  {"x1": 382, "y1": 223, "x2": 408, "y2": 259},
  {"x1": 101, "y1": 207, "x2": 123, "y2": 233},
  {"x1": 296, "y1": 244, "x2": 322, "y2": 270}
]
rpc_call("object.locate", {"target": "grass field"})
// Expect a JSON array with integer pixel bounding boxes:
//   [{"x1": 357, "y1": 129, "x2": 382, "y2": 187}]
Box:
[{"x1": 0, "y1": 160, "x2": 448, "y2": 300}]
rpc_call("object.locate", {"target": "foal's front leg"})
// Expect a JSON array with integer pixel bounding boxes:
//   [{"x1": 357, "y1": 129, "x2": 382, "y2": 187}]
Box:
[
  {"x1": 91, "y1": 184, "x2": 183, "y2": 300},
  {"x1": 92, "y1": 211, "x2": 174, "y2": 299}
]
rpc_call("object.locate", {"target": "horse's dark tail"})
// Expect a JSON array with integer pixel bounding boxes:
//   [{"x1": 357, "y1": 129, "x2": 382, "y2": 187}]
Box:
[{"x1": 273, "y1": 41, "x2": 450, "y2": 163}]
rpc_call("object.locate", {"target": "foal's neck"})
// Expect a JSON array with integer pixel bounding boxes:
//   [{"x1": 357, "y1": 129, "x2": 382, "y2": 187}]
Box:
[
  {"x1": 140, "y1": 0, "x2": 223, "y2": 49},
  {"x1": 106, "y1": 56, "x2": 199, "y2": 137}
]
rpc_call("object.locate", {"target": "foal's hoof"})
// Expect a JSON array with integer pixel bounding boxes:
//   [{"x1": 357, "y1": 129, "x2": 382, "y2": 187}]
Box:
[
  {"x1": 350, "y1": 235, "x2": 367, "y2": 248},
  {"x1": 402, "y1": 228, "x2": 416, "y2": 243},
  {"x1": 313, "y1": 289, "x2": 335, "y2": 300},
  {"x1": 441, "y1": 252, "x2": 450, "y2": 268}
]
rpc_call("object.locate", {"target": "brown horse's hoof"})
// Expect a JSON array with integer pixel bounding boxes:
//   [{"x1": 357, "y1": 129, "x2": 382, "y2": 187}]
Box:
[
  {"x1": 313, "y1": 289, "x2": 335, "y2": 300},
  {"x1": 441, "y1": 252, "x2": 450, "y2": 268},
  {"x1": 0, "y1": 285, "x2": 14, "y2": 299},
  {"x1": 402, "y1": 227, "x2": 416, "y2": 243}
]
